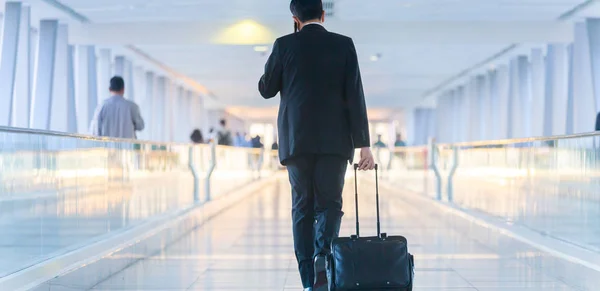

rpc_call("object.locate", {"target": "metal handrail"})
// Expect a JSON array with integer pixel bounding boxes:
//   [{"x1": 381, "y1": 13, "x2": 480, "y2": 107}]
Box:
[
  {"x1": 436, "y1": 131, "x2": 600, "y2": 148},
  {"x1": 0, "y1": 126, "x2": 190, "y2": 146}
]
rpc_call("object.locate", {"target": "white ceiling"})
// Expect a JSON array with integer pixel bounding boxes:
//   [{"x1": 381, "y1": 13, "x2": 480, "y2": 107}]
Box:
[{"x1": 1, "y1": 0, "x2": 595, "y2": 118}]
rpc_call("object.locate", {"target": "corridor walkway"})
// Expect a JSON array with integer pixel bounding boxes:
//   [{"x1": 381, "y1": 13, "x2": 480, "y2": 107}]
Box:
[{"x1": 32, "y1": 178, "x2": 600, "y2": 291}]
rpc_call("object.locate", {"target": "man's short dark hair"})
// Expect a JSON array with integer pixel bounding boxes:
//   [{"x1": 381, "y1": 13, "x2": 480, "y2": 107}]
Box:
[
  {"x1": 220, "y1": 119, "x2": 226, "y2": 126},
  {"x1": 110, "y1": 76, "x2": 125, "y2": 92},
  {"x1": 290, "y1": 0, "x2": 323, "y2": 22}
]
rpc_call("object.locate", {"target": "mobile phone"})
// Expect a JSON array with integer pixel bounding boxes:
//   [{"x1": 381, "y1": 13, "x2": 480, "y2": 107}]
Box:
[{"x1": 294, "y1": 22, "x2": 298, "y2": 33}]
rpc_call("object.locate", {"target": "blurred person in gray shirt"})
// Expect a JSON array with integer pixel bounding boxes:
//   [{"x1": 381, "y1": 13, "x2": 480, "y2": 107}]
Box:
[{"x1": 90, "y1": 76, "x2": 145, "y2": 139}]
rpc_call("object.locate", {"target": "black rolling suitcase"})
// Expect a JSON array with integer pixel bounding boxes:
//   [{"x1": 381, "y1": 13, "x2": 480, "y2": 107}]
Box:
[{"x1": 328, "y1": 164, "x2": 414, "y2": 291}]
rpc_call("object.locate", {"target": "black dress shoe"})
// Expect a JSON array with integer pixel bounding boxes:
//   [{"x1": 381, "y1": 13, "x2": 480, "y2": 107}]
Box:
[{"x1": 313, "y1": 255, "x2": 328, "y2": 291}]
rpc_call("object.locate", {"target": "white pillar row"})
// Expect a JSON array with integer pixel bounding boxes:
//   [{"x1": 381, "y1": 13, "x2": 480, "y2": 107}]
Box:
[
  {"x1": 530, "y1": 48, "x2": 546, "y2": 137},
  {"x1": 74, "y1": 45, "x2": 98, "y2": 133},
  {"x1": 50, "y1": 24, "x2": 68, "y2": 132},
  {"x1": 547, "y1": 44, "x2": 569, "y2": 135},
  {"x1": 0, "y1": 2, "x2": 22, "y2": 126},
  {"x1": 155, "y1": 76, "x2": 166, "y2": 141},
  {"x1": 586, "y1": 19, "x2": 600, "y2": 125},
  {"x1": 572, "y1": 22, "x2": 596, "y2": 134},
  {"x1": 31, "y1": 20, "x2": 58, "y2": 130},
  {"x1": 12, "y1": 5, "x2": 30, "y2": 128},
  {"x1": 566, "y1": 44, "x2": 575, "y2": 135},
  {"x1": 98, "y1": 48, "x2": 111, "y2": 103},
  {"x1": 66, "y1": 45, "x2": 77, "y2": 133}
]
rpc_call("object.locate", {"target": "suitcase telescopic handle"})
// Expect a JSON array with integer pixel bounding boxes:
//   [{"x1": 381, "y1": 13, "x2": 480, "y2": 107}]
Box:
[{"x1": 353, "y1": 163, "x2": 381, "y2": 238}]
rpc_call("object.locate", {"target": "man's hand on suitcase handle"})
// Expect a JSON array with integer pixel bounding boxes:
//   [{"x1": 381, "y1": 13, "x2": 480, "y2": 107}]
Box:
[{"x1": 357, "y1": 147, "x2": 376, "y2": 170}]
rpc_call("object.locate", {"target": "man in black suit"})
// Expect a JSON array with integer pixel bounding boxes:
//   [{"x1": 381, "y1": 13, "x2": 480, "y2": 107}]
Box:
[{"x1": 259, "y1": 0, "x2": 375, "y2": 290}]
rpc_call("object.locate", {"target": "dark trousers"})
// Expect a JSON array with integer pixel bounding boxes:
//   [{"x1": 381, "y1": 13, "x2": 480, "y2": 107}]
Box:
[{"x1": 286, "y1": 154, "x2": 348, "y2": 288}]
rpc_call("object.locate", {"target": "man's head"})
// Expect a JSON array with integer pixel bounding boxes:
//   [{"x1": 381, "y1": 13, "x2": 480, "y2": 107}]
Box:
[
  {"x1": 220, "y1": 119, "x2": 227, "y2": 127},
  {"x1": 290, "y1": 0, "x2": 324, "y2": 29},
  {"x1": 396, "y1": 133, "x2": 402, "y2": 140},
  {"x1": 377, "y1": 134, "x2": 383, "y2": 141},
  {"x1": 109, "y1": 76, "x2": 125, "y2": 96}
]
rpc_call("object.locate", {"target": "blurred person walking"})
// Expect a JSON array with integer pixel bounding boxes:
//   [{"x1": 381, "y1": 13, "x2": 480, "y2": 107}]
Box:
[{"x1": 90, "y1": 76, "x2": 144, "y2": 139}]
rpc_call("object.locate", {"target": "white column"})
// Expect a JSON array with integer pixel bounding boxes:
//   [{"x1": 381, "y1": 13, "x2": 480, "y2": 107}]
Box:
[
  {"x1": 50, "y1": 24, "x2": 68, "y2": 132},
  {"x1": 530, "y1": 48, "x2": 546, "y2": 137},
  {"x1": 455, "y1": 86, "x2": 467, "y2": 142},
  {"x1": 31, "y1": 20, "x2": 58, "y2": 130},
  {"x1": 572, "y1": 22, "x2": 595, "y2": 134},
  {"x1": 30, "y1": 27, "x2": 37, "y2": 94},
  {"x1": 496, "y1": 65, "x2": 510, "y2": 139},
  {"x1": 66, "y1": 45, "x2": 77, "y2": 133},
  {"x1": 475, "y1": 75, "x2": 488, "y2": 140},
  {"x1": 566, "y1": 44, "x2": 575, "y2": 135},
  {"x1": 166, "y1": 79, "x2": 175, "y2": 142},
  {"x1": 586, "y1": 19, "x2": 600, "y2": 128},
  {"x1": 138, "y1": 71, "x2": 154, "y2": 141},
  {"x1": 547, "y1": 44, "x2": 569, "y2": 135},
  {"x1": 74, "y1": 46, "x2": 98, "y2": 133},
  {"x1": 466, "y1": 78, "x2": 479, "y2": 141},
  {"x1": 12, "y1": 5, "x2": 30, "y2": 128},
  {"x1": 97, "y1": 49, "x2": 111, "y2": 103},
  {"x1": 173, "y1": 85, "x2": 183, "y2": 142},
  {"x1": 517, "y1": 56, "x2": 531, "y2": 138},
  {"x1": 487, "y1": 69, "x2": 498, "y2": 140},
  {"x1": 125, "y1": 59, "x2": 134, "y2": 101},
  {"x1": 155, "y1": 76, "x2": 166, "y2": 141},
  {"x1": 0, "y1": 2, "x2": 22, "y2": 126},
  {"x1": 114, "y1": 55, "x2": 125, "y2": 76}
]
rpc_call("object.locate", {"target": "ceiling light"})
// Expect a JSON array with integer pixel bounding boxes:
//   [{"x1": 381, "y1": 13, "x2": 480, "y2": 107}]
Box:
[
  {"x1": 254, "y1": 46, "x2": 269, "y2": 52},
  {"x1": 213, "y1": 20, "x2": 274, "y2": 45}
]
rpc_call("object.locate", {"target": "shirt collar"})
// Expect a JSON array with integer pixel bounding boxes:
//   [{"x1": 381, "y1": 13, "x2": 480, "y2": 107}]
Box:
[{"x1": 303, "y1": 22, "x2": 324, "y2": 29}]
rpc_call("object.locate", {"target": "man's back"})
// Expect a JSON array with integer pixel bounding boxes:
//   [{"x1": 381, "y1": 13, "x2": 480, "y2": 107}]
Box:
[
  {"x1": 259, "y1": 24, "x2": 370, "y2": 164},
  {"x1": 91, "y1": 96, "x2": 144, "y2": 139}
]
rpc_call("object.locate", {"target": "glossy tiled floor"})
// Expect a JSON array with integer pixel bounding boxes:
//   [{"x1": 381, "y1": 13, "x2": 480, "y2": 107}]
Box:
[{"x1": 33, "y1": 178, "x2": 600, "y2": 290}]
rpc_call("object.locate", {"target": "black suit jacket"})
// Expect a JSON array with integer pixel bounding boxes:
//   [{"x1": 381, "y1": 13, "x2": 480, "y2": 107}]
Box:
[{"x1": 259, "y1": 24, "x2": 370, "y2": 164}]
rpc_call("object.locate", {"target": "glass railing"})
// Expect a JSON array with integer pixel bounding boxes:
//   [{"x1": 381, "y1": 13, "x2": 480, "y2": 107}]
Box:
[
  {"x1": 0, "y1": 126, "x2": 272, "y2": 279},
  {"x1": 377, "y1": 133, "x2": 600, "y2": 253}
]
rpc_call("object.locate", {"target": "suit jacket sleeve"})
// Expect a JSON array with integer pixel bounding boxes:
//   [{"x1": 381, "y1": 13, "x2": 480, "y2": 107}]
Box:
[
  {"x1": 345, "y1": 38, "x2": 370, "y2": 148},
  {"x1": 596, "y1": 113, "x2": 600, "y2": 131},
  {"x1": 258, "y1": 39, "x2": 283, "y2": 99}
]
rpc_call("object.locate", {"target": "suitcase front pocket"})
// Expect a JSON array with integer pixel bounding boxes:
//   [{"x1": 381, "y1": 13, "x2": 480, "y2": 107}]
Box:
[{"x1": 332, "y1": 239, "x2": 412, "y2": 290}]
